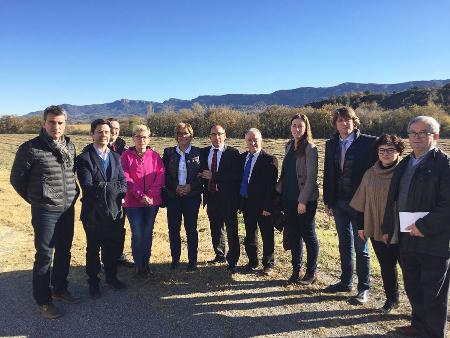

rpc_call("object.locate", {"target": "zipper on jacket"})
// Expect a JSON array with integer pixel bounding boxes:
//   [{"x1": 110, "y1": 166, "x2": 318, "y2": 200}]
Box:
[
  {"x1": 61, "y1": 162, "x2": 67, "y2": 210},
  {"x1": 142, "y1": 157, "x2": 146, "y2": 196}
]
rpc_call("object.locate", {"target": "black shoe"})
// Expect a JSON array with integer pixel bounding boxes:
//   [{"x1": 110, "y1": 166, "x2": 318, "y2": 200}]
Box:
[
  {"x1": 145, "y1": 265, "x2": 154, "y2": 275},
  {"x1": 187, "y1": 263, "x2": 198, "y2": 272},
  {"x1": 170, "y1": 261, "x2": 179, "y2": 270},
  {"x1": 348, "y1": 290, "x2": 369, "y2": 305},
  {"x1": 299, "y1": 272, "x2": 317, "y2": 285},
  {"x1": 395, "y1": 325, "x2": 421, "y2": 337},
  {"x1": 323, "y1": 282, "x2": 352, "y2": 293},
  {"x1": 207, "y1": 256, "x2": 226, "y2": 264},
  {"x1": 106, "y1": 278, "x2": 126, "y2": 290},
  {"x1": 52, "y1": 290, "x2": 81, "y2": 304},
  {"x1": 134, "y1": 266, "x2": 144, "y2": 277},
  {"x1": 89, "y1": 283, "x2": 101, "y2": 300},
  {"x1": 37, "y1": 302, "x2": 63, "y2": 319},
  {"x1": 261, "y1": 266, "x2": 274, "y2": 276},
  {"x1": 379, "y1": 299, "x2": 399, "y2": 314},
  {"x1": 242, "y1": 263, "x2": 258, "y2": 273},
  {"x1": 286, "y1": 268, "x2": 301, "y2": 285},
  {"x1": 117, "y1": 254, "x2": 134, "y2": 268},
  {"x1": 136, "y1": 265, "x2": 153, "y2": 277},
  {"x1": 228, "y1": 265, "x2": 238, "y2": 274}
]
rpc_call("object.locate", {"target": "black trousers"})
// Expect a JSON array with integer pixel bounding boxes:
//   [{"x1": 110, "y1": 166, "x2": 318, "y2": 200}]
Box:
[
  {"x1": 284, "y1": 200, "x2": 318, "y2": 273},
  {"x1": 83, "y1": 218, "x2": 124, "y2": 285},
  {"x1": 371, "y1": 239, "x2": 399, "y2": 302},
  {"x1": 242, "y1": 206, "x2": 274, "y2": 268},
  {"x1": 117, "y1": 213, "x2": 126, "y2": 259},
  {"x1": 31, "y1": 206, "x2": 74, "y2": 305},
  {"x1": 206, "y1": 192, "x2": 240, "y2": 266},
  {"x1": 400, "y1": 250, "x2": 450, "y2": 338}
]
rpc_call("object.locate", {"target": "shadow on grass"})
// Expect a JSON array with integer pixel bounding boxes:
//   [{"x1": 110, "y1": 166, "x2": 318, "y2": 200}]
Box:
[{"x1": 0, "y1": 263, "x2": 409, "y2": 338}]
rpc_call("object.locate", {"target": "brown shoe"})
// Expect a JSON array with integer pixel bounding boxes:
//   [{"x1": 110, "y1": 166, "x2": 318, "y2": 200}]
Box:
[
  {"x1": 37, "y1": 303, "x2": 63, "y2": 319},
  {"x1": 299, "y1": 272, "x2": 317, "y2": 285},
  {"x1": 52, "y1": 290, "x2": 80, "y2": 304}
]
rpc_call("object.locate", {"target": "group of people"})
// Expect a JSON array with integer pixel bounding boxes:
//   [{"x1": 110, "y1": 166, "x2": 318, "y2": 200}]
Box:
[{"x1": 10, "y1": 105, "x2": 450, "y2": 338}]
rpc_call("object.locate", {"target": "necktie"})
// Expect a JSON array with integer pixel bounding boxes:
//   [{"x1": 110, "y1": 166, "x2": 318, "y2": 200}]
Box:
[
  {"x1": 240, "y1": 153, "x2": 254, "y2": 197},
  {"x1": 111, "y1": 143, "x2": 116, "y2": 152},
  {"x1": 208, "y1": 148, "x2": 218, "y2": 192},
  {"x1": 340, "y1": 140, "x2": 348, "y2": 171}
]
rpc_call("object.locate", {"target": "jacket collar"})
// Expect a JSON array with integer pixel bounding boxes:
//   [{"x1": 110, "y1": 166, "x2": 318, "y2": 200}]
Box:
[{"x1": 333, "y1": 129, "x2": 360, "y2": 142}]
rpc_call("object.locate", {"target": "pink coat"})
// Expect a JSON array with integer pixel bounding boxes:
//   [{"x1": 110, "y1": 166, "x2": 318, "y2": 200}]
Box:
[{"x1": 121, "y1": 147, "x2": 165, "y2": 207}]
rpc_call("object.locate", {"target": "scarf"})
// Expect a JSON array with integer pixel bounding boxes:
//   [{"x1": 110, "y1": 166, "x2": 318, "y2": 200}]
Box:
[{"x1": 39, "y1": 128, "x2": 74, "y2": 169}]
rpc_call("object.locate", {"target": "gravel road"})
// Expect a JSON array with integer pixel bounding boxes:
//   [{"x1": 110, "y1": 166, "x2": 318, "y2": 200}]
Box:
[{"x1": 0, "y1": 225, "x2": 416, "y2": 338}]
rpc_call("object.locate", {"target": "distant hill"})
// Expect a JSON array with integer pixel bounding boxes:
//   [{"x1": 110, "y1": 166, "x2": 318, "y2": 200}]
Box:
[
  {"x1": 307, "y1": 83, "x2": 450, "y2": 110},
  {"x1": 26, "y1": 79, "x2": 450, "y2": 121}
]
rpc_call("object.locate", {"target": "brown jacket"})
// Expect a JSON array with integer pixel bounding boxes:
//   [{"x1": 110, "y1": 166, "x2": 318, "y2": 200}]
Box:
[
  {"x1": 350, "y1": 159, "x2": 399, "y2": 242},
  {"x1": 277, "y1": 140, "x2": 319, "y2": 204}
]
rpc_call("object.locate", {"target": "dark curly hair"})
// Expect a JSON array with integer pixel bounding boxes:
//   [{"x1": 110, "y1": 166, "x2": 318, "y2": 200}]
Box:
[{"x1": 374, "y1": 134, "x2": 406, "y2": 155}]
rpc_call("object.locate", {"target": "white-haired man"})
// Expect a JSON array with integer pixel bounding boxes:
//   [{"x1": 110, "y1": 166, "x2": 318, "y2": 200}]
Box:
[
  {"x1": 382, "y1": 116, "x2": 450, "y2": 338},
  {"x1": 239, "y1": 128, "x2": 278, "y2": 275}
]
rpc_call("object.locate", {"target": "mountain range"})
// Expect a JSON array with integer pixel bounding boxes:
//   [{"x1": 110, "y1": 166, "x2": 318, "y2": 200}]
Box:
[{"x1": 26, "y1": 79, "x2": 450, "y2": 122}]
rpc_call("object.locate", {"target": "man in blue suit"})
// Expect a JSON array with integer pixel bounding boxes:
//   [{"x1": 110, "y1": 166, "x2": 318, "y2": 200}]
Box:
[{"x1": 76, "y1": 119, "x2": 127, "y2": 299}]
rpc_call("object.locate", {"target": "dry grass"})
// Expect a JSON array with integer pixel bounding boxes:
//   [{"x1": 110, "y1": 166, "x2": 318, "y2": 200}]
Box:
[
  {"x1": 2, "y1": 134, "x2": 450, "y2": 336},
  {"x1": 3, "y1": 134, "x2": 450, "y2": 276}
]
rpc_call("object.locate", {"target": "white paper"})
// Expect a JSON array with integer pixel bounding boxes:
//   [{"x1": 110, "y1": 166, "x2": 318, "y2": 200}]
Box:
[{"x1": 399, "y1": 212, "x2": 429, "y2": 232}]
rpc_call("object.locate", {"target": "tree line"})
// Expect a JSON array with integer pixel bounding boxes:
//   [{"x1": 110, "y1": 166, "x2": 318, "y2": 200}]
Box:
[{"x1": 1, "y1": 102, "x2": 449, "y2": 138}]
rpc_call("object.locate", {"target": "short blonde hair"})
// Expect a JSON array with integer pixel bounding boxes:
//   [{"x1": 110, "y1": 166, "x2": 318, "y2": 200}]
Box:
[
  {"x1": 174, "y1": 122, "x2": 194, "y2": 139},
  {"x1": 133, "y1": 124, "x2": 150, "y2": 136}
]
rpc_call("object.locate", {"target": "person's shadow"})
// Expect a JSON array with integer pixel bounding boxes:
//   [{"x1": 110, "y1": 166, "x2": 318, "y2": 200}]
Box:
[{"x1": 0, "y1": 264, "x2": 409, "y2": 337}]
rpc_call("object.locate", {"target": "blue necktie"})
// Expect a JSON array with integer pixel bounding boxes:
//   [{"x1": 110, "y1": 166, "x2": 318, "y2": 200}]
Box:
[{"x1": 240, "y1": 153, "x2": 254, "y2": 197}]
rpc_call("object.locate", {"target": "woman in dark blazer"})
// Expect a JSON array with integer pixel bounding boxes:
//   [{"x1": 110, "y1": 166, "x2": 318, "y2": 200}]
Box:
[
  {"x1": 277, "y1": 114, "x2": 320, "y2": 284},
  {"x1": 163, "y1": 122, "x2": 203, "y2": 271}
]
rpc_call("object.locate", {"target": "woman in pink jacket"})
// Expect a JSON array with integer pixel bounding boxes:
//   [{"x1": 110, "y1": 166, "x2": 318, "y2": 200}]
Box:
[{"x1": 121, "y1": 124, "x2": 165, "y2": 277}]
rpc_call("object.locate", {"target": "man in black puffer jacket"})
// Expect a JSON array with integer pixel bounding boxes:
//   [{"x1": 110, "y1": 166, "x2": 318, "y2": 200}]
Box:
[{"x1": 10, "y1": 105, "x2": 80, "y2": 319}]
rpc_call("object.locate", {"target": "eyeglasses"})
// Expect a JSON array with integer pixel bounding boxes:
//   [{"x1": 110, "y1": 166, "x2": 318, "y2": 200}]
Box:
[
  {"x1": 378, "y1": 148, "x2": 397, "y2": 154},
  {"x1": 134, "y1": 135, "x2": 148, "y2": 140},
  {"x1": 408, "y1": 131, "x2": 433, "y2": 138},
  {"x1": 210, "y1": 132, "x2": 225, "y2": 137},
  {"x1": 177, "y1": 132, "x2": 191, "y2": 137}
]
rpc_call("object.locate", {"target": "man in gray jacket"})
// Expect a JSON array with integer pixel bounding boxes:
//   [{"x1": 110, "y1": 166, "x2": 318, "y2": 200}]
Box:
[{"x1": 10, "y1": 105, "x2": 80, "y2": 319}]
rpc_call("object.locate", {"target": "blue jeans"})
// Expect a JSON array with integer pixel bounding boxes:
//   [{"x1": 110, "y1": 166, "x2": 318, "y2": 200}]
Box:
[
  {"x1": 31, "y1": 206, "x2": 74, "y2": 305},
  {"x1": 333, "y1": 199, "x2": 370, "y2": 291},
  {"x1": 126, "y1": 206, "x2": 159, "y2": 269},
  {"x1": 167, "y1": 195, "x2": 201, "y2": 265}
]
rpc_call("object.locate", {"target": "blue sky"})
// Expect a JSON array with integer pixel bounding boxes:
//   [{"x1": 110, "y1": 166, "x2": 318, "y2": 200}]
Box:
[{"x1": 1, "y1": 0, "x2": 449, "y2": 115}]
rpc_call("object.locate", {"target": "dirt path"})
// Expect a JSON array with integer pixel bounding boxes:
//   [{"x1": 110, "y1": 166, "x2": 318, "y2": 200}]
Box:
[{"x1": 0, "y1": 223, "x2": 414, "y2": 338}]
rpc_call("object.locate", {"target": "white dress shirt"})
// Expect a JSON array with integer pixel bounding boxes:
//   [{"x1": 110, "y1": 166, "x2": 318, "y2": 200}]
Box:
[
  {"x1": 244, "y1": 150, "x2": 261, "y2": 183},
  {"x1": 208, "y1": 145, "x2": 225, "y2": 170},
  {"x1": 176, "y1": 145, "x2": 192, "y2": 185}
]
